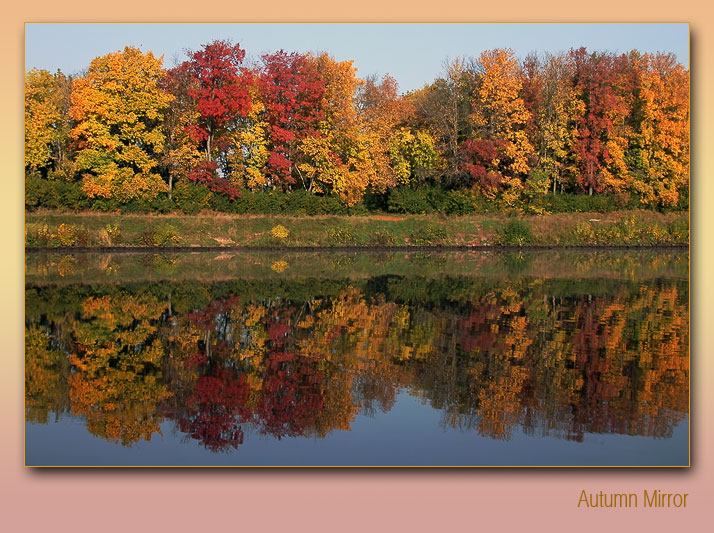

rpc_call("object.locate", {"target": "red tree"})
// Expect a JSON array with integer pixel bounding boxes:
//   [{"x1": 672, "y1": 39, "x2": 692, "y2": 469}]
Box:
[
  {"x1": 570, "y1": 48, "x2": 627, "y2": 195},
  {"x1": 459, "y1": 138, "x2": 510, "y2": 191},
  {"x1": 260, "y1": 51, "x2": 326, "y2": 188},
  {"x1": 174, "y1": 40, "x2": 254, "y2": 197}
]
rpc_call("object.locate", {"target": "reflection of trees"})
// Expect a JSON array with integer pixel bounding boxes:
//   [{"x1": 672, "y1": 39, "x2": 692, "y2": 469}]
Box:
[
  {"x1": 65, "y1": 295, "x2": 172, "y2": 445},
  {"x1": 25, "y1": 276, "x2": 689, "y2": 449},
  {"x1": 178, "y1": 368, "x2": 249, "y2": 452},
  {"x1": 25, "y1": 326, "x2": 70, "y2": 424}
]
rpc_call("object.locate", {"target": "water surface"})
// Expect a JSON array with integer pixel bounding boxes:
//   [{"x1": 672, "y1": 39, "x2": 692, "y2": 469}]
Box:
[{"x1": 25, "y1": 250, "x2": 689, "y2": 466}]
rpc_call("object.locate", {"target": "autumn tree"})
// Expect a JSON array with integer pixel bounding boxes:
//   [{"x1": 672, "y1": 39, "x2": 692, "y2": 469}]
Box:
[
  {"x1": 465, "y1": 49, "x2": 534, "y2": 203},
  {"x1": 296, "y1": 52, "x2": 365, "y2": 204},
  {"x1": 25, "y1": 69, "x2": 73, "y2": 176},
  {"x1": 570, "y1": 48, "x2": 630, "y2": 195},
  {"x1": 355, "y1": 73, "x2": 423, "y2": 192},
  {"x1": 70, "y1": 47, "x2": 172, "y2": 201},
  {"x1": 409, "y1": 58, "x2": 476, "y2": 186},
  {"x1": 226, "y1": 81, "x2": 270, "y2": 190},
  {"x1": 625, "y1": 52, "x2": 689, "y2": 206},
  {"x1": 161, "y1": 63, "x2": 203, "y2": 198},
  {"x1": 173, "y1": 40, "x2": 254, "y2": 196},
  {"x1": 522, "y1": 52, "x2": 584, "y2": 194},
  {"x1": 260, "y1": 50, "x2": 326, "y2": 189}
]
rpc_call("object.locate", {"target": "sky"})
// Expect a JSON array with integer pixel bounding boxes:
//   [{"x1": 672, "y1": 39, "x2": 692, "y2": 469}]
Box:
[{"x1": 25, "y1": 23, "x2": 689, "y2": 93}]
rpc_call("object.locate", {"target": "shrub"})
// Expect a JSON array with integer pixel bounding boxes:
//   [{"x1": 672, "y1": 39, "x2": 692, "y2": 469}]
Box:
[
  {"x1": 645, "y1": 223, "x2": 671, "y2": 245},
  {"x1": 98, "y1": 224, "x2": 121, "y2": 246},
  {"x1": 572, "y1": 222, "x2": 596, "y2": 244},
  {"x1": 668, "y1": 218, "x2": 689, "y2": 243},
  {"x1": 32, "y1": 224, "x2": 53, "y2": 246},
  {"x1": 25, "y1": 174, "x2": 60, "y2": 210},
  {"x1": 328, "y1": 227, "x2": 357, "y2": 245},
  {"x1": 498, "y1": 219, "x2": 532, "y2": 246},
  {"x1": 388, "y1": 187, "x2": 431, "y2": 214},
  {"x1": 270, "y1": 225, "x2": 290, "y2": 240},
  {"x1": 142, "y1": 224, "x2": 181, "y2": 246},
  {"x1": 369, "y1": 230, "x2": 396, "y2": 246},
  {"x1": 173, "y1": 181, "x2": 213, "y2": 215},
  {"x1": 56, "y1": 223, "x2": 88, "y2": 246},
  {"x1": 443, "y1": 191, "x2": 480, "y2": 215}
]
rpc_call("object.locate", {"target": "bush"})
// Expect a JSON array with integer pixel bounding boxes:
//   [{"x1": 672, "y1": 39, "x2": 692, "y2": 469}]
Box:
[
  {"x1": 572, "y1": 222, "x2": 596, "y2": 243},
  {"x1": 388, "y1": 188, "x2": 432, "y2": 214},
  {"x1": 173, "y1": 181, "x2": 213, "y2": 215},
  {"x1": 27, "y1": 223, "x2": 89, "y2": 247},
  {"x1": 28, "y1": 223, "x2": 53, "y2": 246},
  {"x1": 327, "y1": 227, "x2": 358, "y2": 245},
  {"x1": 142, "y1": 224, "x2": 181, "y2": 246},
  {"x1": 98, "y1": 224, "x2": 121, "y2": 246},
  {"x1": 369, "y1": 231, "x2": 396, "y2": 246},
  {"x1": 25, "y1": 174, "x2": 60, "y2": 210},
  {"x1": 498, "y1": 219, "x2": 532, "y2": 246},
  {"x1": 534, "y1": 193, "x2": 620, "y2": 214},
  {"x1": 25, "y1": 172, "x2": 688, "y2": 217},
  {"x1": 270, "y1": 225, "x2": 290, "y2": 240},
  {"x1": 668, "y1": 218, "x2": 689, "y2": 243},
  {"x1": 57, "y1": 181, "x2": 92, "y2": 211}
]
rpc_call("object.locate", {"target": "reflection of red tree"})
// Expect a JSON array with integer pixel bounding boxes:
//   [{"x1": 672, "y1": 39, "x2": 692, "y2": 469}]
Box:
[
  {"x1": 457, "y1": 303, "x2": 501, "y2": 353},
  {"x1": 255, "y1": 352, "x2": 325, "y2": 439},
  {"x1": 178, "y1": 368, "x2": 250, "y2": 452}
]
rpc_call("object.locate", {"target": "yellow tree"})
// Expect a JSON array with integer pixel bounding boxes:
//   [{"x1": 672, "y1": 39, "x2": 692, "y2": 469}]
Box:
[
  {"x1": 297, "y1": 53, "x2": 367, "y2": 205},
  {"x1": 25, "y1": 69, "x2": 72, "y2": 174},
  {"x1": 629, "y1": 53, "x2": 689, "y2": 206},
  {"x1": 355, "y1": 74, "x2": 418, "y2": 193},
  {"x1": 161, "y1": 64, "x2": 203, "y2": 197},
  {"x1": 227, "y1": 81, "x2": 270, "y2": 190},
  {"x1": 526, "y1": 53, "x2": 585, "y2": 194},
  {"x1": 70, "y1": 47, "x2": 173, "y2": 202},
  {"x1": 469, "y1": 49, "x2": 534, "y2": 203}
]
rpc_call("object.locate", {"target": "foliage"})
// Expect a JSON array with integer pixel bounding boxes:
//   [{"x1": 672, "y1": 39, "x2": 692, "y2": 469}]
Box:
[
  {"x1": 141, "y1": 224, "x2": 181, "y2": 246},
  {"x1": 25, "y1": 69, "x2": 72, "y2": 174},
  {"x1": 25, "y1": 43, "x2": 689, "y2": 213},
  {"x1": 171, "y1": 40, "x2": 252, "y2": 198},
  {"x1": 69, "y1": 47, "x2": 172, "y2": 202},
  {"x1": 270, "y1": 224, "x2": 290, "y2": 240}
]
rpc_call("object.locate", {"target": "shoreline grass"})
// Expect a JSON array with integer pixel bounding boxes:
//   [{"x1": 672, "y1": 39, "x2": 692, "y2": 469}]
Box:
[{"x1": 25, "y1": 210, "x2": 689, "y2": 249}]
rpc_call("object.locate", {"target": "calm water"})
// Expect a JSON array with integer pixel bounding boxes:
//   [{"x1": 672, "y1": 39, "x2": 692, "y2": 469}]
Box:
[{"x1": 25, "y1": 250, "x2": 689, "y2": 466}]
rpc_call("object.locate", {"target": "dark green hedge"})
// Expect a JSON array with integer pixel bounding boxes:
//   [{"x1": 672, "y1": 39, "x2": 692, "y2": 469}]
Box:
[{"x1": 25, "y1": 176, "x2": 687, "y2": 216}]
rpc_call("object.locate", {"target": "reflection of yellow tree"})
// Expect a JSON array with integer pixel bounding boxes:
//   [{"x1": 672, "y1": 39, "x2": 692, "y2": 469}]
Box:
[
  {"x1": 469, "y1": 292, "x2": 532, "y2": 440},
  {"x1": 67, "y1": 294, "x2": 172, "y2": 445},
  {"x1": 25, "y1": 326, "x2": 69, "y2": 424},
  {"x1": 298, "y1": 288, "x2": 410, "y2": 428}
]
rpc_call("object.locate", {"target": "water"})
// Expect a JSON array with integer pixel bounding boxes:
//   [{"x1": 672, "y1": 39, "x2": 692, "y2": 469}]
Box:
[{"x1": 24, "y1": 249, "x2": 689, "y2": 466}]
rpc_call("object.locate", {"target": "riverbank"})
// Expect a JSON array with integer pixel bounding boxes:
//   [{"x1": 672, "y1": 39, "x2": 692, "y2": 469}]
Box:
[{"x1": 25, "y1": 210, "x2": 689, "y2": 249}]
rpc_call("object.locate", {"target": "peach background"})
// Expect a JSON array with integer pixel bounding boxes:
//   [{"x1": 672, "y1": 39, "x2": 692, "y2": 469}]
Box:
[{"x1": 4, "y1": 2, "x2": 710, "y2": 531}]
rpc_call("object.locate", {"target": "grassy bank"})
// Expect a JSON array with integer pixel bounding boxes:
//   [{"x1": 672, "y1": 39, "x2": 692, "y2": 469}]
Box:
[{"x1": 25, "y1": 210, "x2": 689, "y2": 249}]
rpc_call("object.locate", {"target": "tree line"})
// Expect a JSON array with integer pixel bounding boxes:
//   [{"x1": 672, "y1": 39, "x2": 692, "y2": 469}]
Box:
[{"x1": 25, "y1": 41, "x2": 690, "y2": 211}]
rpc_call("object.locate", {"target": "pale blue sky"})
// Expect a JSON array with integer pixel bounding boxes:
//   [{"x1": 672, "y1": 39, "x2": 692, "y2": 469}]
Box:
[{"x1": 25, "y1": 23, "x2": 689, "y2": 93}]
